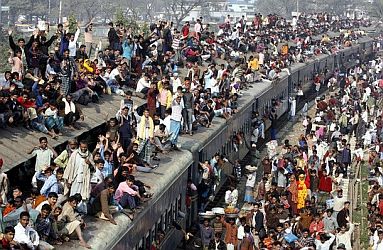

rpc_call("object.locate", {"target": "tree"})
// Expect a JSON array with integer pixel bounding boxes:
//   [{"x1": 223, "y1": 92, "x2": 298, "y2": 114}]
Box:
[
  {"x1": 255, "y1": 0, "x2": 296, "y2": 17},
  {"x1": 164, "y1": 0, "x2": 204, "y2": 28},
  {"x1": 4, "y1": 0, "x2": 49, "y2": 22},
  {"x1": 61, "y1": 0, "x2": 104, "y2": 22},
  {"x1": 371, "y1": 0, "x2": 383, "y2": 19}
]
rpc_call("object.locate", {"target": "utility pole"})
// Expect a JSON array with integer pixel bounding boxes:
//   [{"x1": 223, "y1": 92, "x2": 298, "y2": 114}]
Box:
[
  {"x1": 296, "y1": 0, "x2": 299, "y2": 13},
  {"x1": 59, "y1": 0, "x2": 62, "y2": 23},
  {"x1": 48, "y1": 0, "x2": 51, "y2": 22},
  {"x1": 0, "y1": 0, "x2": 2, "y2": 25}
]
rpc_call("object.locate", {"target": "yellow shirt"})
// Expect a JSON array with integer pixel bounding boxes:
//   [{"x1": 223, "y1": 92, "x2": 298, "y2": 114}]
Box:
[{"x1": 248, "y1": 59, "x2": 259, "y2": 71}]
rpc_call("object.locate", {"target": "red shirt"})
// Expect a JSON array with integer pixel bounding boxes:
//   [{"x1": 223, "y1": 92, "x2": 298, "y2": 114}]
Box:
[
  {"x1": 16, "y1": 96, "x2": 36, "y2": 109},
  {"x1": 379, "y1": 200, "x2": 383, "y2": 216},
  {"x1": 318, "y1": 176, "x2": 332, "y2": 193},
  {"x1": 1, "y1": 238, "x2": 10, "y2": 249},
  {"x1": 182, "y1": 25, "x2": 189, "y2": 37}
]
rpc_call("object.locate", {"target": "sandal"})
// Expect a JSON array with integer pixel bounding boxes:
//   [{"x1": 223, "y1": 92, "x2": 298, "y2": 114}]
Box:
[
  {"x1": 52, "y1": 240, "x2": 63, "y2": 245},
  {"x1": 62, "y1": 236, "x2": 70, "y2": 242}
]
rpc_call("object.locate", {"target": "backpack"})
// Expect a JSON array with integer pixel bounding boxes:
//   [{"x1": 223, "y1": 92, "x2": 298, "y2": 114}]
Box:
[{"x1": 77, "y1": 92, "x2": 91, "y2": 105}]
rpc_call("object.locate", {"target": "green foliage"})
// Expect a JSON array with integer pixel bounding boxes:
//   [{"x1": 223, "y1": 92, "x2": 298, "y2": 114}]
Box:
[
  {"x1": 67, "y1": 15, "x2": 78, "y2": 34},
  {"x1": 114, "y1": 10, "x2": 147, "y2": 36},
  {"x1": 115, "y1": 10, "x2": 127, "y2": 26},
  {"x1": 140, "y1": 23, "x2": 150, "y2": 37},
  {"x1": 0, "y1": 30, "x2": 19, "y2": 72}
]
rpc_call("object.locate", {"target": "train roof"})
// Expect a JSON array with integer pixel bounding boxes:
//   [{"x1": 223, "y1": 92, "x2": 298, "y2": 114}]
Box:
[
  {"x1": 55, "y1": 149, "x2": 193, "y2": 249},
  {"x1": 179, "y1": 80, "x2": 273, "y2": 154},
  {"x1": 0, "y1": 95, "x2": 144, "y2": 173}
]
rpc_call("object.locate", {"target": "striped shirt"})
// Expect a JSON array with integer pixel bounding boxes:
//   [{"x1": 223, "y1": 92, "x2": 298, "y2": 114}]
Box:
[{"x1": 172, "y1": 38, "x2": 180, "y2": 50}]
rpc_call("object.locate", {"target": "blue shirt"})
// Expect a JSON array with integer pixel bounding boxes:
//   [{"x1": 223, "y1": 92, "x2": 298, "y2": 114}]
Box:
[
  {"x1": 100, "y1": 145, "x2": 113, "y2": 177},
  {"x1": 38, "y1": 173, "x2": 58, "y2": 196}
]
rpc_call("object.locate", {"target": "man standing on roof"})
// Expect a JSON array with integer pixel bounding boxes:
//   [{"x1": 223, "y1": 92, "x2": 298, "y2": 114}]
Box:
[
  {"x1": 137, "y1": 109, "x2": 154, "y2": 164},
  {"x1": 28, "y1": 137, "x2": 58, "y2": 188},
  {"x1": 170, "y1": 95, "x2": 183, "y2": 150},
  {"x1": 84, "y1": 19, "x2": 94, "y2": 58},
  {"x1": 63, "y1": 141, "x2": 94, "y2": 202}
]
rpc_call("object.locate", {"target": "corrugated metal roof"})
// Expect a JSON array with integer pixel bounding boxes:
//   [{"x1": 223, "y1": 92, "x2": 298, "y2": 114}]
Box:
[{"x1": 0, "y1": 95, "x2": 144, "y2": 173}]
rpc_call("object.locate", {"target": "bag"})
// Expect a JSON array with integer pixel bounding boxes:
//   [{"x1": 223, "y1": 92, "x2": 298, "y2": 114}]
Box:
[
  {"x1": 77, "y1": 92, "x2": 91, "y2": 105},
  {"x1": 284, "y1": 233, "x2": 298, "y2": 243}
]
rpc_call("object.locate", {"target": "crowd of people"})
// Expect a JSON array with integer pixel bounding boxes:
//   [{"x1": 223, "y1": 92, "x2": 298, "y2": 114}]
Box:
[
  {"x1": 189, "y1": 46, "x2": 383, "y2": 250},
  {"x1": 0, "y1": 10, "x2": 375, "y2": 250}
]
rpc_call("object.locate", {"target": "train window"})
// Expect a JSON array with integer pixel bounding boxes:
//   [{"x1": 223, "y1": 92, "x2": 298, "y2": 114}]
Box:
[
  {"x1": 136, "y1": 238, "x2": 143, "y2": 249},
  {"x1": 151, "y1": 225, "x2": 156, "y2": 245},
  {"x1": 157, "y1": 217, "x2": 162, "y2": 235},
  {"x1": 167, "y1": 204, "x2": 172, "y2": 225},
  {"x1": 162, "y1": 213, "x2": 166, "y2": 231},
  {"x1": 145, "y1": 231, "x2": 151, "y2": 249},
  {"x1": 173, "y1": 201, "x2": 177, "y2": 220},
  {"x1": 177, "y1": 194, "x2": 182, "y2": 212}
]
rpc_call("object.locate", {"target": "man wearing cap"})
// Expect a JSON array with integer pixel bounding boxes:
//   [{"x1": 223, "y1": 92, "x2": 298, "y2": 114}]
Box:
[{"x1": 63, "y1": 141, "x2": 94, "y2": 201}]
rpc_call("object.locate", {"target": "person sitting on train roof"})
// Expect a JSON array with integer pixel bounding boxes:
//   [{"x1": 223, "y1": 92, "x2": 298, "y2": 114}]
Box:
[
  {"x1": 35, "y1": 192, "x2": 58, "y2": 213},
  {"x1": 57, "y1": 195, "x2": 91, "y2": 248},
  {"x1": 35, "y1": 204, "x2": 62, "y2": 246},
  {"x1": 87, "y1": 183, "x2": 118, "y2": 225},
  {"x1": 14, "y1": 211, "x2": 40, "y2": 250},
  {"x1": 114, "y1": 175, "x2": 143, "y2": 216},
  {"x1": 0, "y1": 226, "x2": 20, "y2": 249},
  {"x1": 26, "y1": 187, "x2": 46, "y2": 210}
]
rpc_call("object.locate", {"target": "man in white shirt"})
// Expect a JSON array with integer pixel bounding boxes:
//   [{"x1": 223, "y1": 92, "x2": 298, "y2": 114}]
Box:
[
  {"x1": 331, "y1": 189, "x2": 347, "y2": 219},
  {"x1": 171, "y1": 73, "x2": 182, "y2": 93},
  {"x1": 237, "y1": 218, "x2": 246, "y2": 249},
  {"x1": 90, "y1": 159, "x2": 105, "y2": 187},
  {"x1": 136, "y1": 74, "x2": 150, "y2": 94},
  {"x1": 28, "y1": 137, "x2": 57, "y2": 188},
  {"x1": 161, "y1": 109, "x2": 172, "y2": 132},
  {"x1": 109, "y1": 64, "x2": 122, "y2": 81},
  {"x1": 336, "y1": 224, "x2": 354, "y2": 250},
  {"x1": 169, "y1": 96, "x2": 183, "y2": 149},
  {"x1": 315, "y1": 233, "x2": 335, "y2": 250},
  {"x1": 14, "y1": 212, "x2": 39, "y2": 250},
  {"x1": 373, "y1": 229, "x2": 383, "y2": 250},
  {"x1": 68, "y1": 27, "x2": 80, "y2": 58},
  {"x1": 35, "y1": 192, "x2": 58, "y2": 213},
  {"x1": 194, "y1": 19, "x2": 202, "y2": 39}
]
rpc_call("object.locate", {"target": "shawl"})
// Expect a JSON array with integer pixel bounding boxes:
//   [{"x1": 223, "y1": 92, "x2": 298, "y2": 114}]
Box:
[
  {"x1": 63, "y1": 98, "x2": 76, "y2": 115},
  {"x1": 137, "y1": 115, "x2": 154, "y2": 140},
  {"x1": 63, "y1": 149, "x2": 94, "y2": 200},
  {"x1": 287, "y1": 181, "x2": 298, "y2": 203}
]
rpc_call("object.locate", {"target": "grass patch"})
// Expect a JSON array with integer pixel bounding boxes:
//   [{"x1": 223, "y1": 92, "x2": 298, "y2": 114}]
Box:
[{"x1": 352, "y1": 162, "x2": 369, "y2": 248}]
